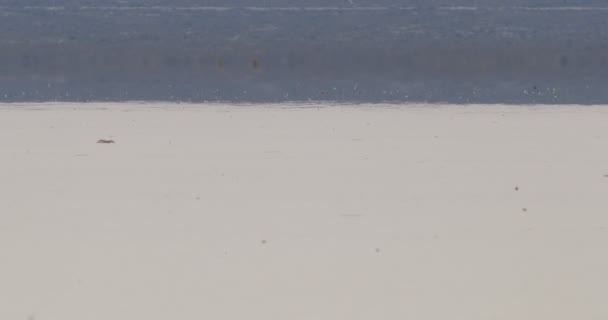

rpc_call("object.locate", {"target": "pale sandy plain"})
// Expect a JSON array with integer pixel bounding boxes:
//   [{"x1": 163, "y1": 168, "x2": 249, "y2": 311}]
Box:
[{"x1": 1, "y1": 103, "x2": 608, "y2": 320}]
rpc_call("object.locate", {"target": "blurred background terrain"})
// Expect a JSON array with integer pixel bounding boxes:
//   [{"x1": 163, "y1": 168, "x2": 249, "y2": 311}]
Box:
[{"x1": 1, "y1": 0, "x2": 608, "y2": 103}]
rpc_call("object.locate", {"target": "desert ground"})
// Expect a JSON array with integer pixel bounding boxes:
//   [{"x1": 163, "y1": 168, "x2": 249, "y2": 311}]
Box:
[{"x1": 1, "y1": 103, "x2": 608, "y2": 319}]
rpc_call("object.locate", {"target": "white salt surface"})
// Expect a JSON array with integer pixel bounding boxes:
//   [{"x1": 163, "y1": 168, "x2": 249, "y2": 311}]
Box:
[{"x1": 1, "y1": 103, "x2": 608, "y2": 319}]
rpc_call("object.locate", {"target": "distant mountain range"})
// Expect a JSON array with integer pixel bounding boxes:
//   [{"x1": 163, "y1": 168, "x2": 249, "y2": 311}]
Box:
[{"x1": 1, "y1": 0, "x2": 608, "y2": 103}]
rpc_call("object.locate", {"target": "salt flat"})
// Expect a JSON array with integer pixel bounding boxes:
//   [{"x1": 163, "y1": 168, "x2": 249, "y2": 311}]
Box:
[{"x1": 1, "y1": 103, "x2": 607, "y2": 319}]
